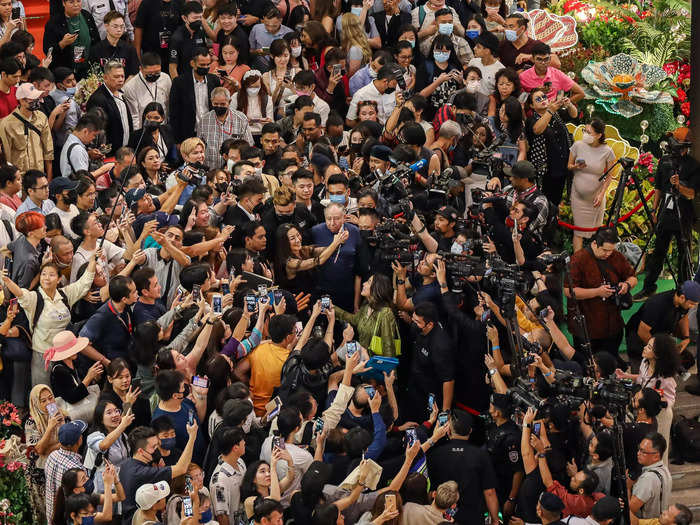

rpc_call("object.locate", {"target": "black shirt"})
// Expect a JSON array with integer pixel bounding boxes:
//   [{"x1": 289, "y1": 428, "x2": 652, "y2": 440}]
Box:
[
  {"x1": 410, "y1": 324, "x2": 455, "y2": 402},
  {"x1": 638, "y1": 290, "x2": 687, "y2": 335},
  {"x1": 89, "y1": 39, "x2": 140, "y2": 77},
  {"x1": 120, "y1": 458, "x2": 172, "y2": 524},
  {"x1": 168, "y1": 25, "x2": 207, "y2": 75},
  {"x1": 486, "y1": 420, "x2": 523, "y2": 503},
  {"x1": 427, "y1": 438, "x2": 498, "y2": 524},
  {"x1": 134, "y1": 0, "x2": 183, "y2": 64},
  {"x1": 654, "y1": 153, "x2": 700, "y2": 229}
]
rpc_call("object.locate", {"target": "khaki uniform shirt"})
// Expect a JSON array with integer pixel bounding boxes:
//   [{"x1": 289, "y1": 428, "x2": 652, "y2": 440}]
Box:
[{"x1": 0, "y1": 110, "x2": 54, "y2": 171}]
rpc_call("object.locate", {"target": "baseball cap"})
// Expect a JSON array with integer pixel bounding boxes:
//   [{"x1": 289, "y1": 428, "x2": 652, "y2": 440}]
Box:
[
  {"x1": 681, "y1": 280, "x2": 700, "y2": 302},
  {"x1": 49, "y1": 176, "x2": 78, "y2": 196},
  {"x1": 135, "y1": 481, "x2": 171, "y2": 510},
  {"x1": 125, "y1": 188, "x2": 146, "y2": 207},
  {"x1": 436, "y1": 205, "x2": 459, "y2": 222},
  {"x1": 491, "y1": 393, "x2": 511, "y2": 412},
  {"x1": 58, "y1": 420, "x2": 87, "y2": 446},
  {"x1": 301, "y1": 460, "x2": 332, "y2": 495},
  {"x1": 503, "y1": 160, "x2": 536, "y2": 179},
  {"x1": 539, "y1": 492, "x2": 565, "y2": 512},
  {"x1": 369, "y1": 145, "x2": 392, "y2": 162},
  {"x1": 16, "y1": 82, "x2": 43, "y2": 100},
  {"x1": 591, "y1": 496, "x2": 621, "y2": 522}
]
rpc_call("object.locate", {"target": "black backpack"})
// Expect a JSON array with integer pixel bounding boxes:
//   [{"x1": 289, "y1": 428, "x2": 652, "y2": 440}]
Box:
[
  {"x1": 671, "y1": 415, "x2": 700, "y2": 463},
  {"x1": 32, "y1": 289, "x2": 87, "y2": 336}
]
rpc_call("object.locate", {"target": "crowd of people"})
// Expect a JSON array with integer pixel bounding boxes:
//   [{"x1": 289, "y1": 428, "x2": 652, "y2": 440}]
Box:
[{"x1": 0, "y1": 0, "x2": 698, "y2": 523}]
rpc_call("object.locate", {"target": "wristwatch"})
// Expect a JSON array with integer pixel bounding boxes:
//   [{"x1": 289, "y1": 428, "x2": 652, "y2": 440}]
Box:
[
  {"x1": 396, "y1": 279, "x2": 406, "y2": 285},
  {"x1": 488, "y1": 368, "x2": 497, "y2": 376}
]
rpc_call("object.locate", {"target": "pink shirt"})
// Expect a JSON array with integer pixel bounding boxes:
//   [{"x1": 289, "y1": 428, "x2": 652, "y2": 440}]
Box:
[
  {"x1": 519, "y1": 66, "x2": 574, "y2": 100},
  {"x1": 637, "y1": 359, "x2": 676, "y2": 405},
  {"x1": 0, "y1": 192, "x2": 21, "y2": 211}
]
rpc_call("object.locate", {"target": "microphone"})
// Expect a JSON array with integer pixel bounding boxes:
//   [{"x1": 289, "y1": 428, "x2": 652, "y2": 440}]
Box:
[{"x1": 409, "y1": 158, "x2": 428, "y2": 171}]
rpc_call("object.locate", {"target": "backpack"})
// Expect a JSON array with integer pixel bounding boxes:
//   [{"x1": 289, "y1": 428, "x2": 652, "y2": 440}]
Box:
[
  {"x1": 32, "y1": 289, "x2": 87, "y2": 336},
  {"x1": 671, "y1": 415, "x2": 700, "y2": 463},
  {"x1": 2, "y1": 219, "x2": 13, "y2": 241},
  {"x1": 277, "y1": 352, "x2": 305, "y2": 403}
]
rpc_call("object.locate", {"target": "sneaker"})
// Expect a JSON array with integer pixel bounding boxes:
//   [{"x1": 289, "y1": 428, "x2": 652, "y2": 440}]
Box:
[{"x1": 633, "y1": 286, "x2": 656, "y2": 302}]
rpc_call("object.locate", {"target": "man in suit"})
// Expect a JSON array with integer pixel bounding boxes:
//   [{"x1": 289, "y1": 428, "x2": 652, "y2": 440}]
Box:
[
  {"x1": 86, "y1": 61, "x2": 132, "y2": 156},
  {"x1": 372, "y1": 0, "x2": 412, "y2": 48},
  {"x1": 168, "y1": 46, "x2": 221, "y2": 145}
]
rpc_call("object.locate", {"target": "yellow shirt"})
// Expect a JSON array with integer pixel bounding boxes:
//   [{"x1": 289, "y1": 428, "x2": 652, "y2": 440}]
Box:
[
  {"x1": 639, "y1": 519, "x2": 661, "y2": 525},
  {"x1": 248, "y1": 341, "x2": 290, "y2": 416}
]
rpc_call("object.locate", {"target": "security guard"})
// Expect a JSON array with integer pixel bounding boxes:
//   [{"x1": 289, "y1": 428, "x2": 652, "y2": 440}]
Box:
[
  {"x1": 209, "y1": 427, "x2": 247, "y2": 525},
  {"x1": 485, "y1": 393, "x2": 524, "y2": 519}
]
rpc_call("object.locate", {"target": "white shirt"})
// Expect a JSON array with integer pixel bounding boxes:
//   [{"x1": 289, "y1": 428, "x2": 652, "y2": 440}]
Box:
[
  {"x1": 193, "y1": 72, "x2": 209, "y2": 126},
  {"x1": 54, "y1": 204, "x2": 79, "y2": 239},
  {"x1": 229, "y1": 92, "x2": 274, "y2": 135},
  {"x1": 82, "y1": 0, "x2": 134, "y2": 40},
  {"x1": 260, "y1": 435, "x2": 313, "y2": 506},
  {"x1": 347, "y1": 81, "x2": 395, "y2": 124},
  {"x1": 284, "y1": 94, "x2": 330, "y2": 126},
  {"x1": 467, "y1": 57, "x2": 505, "y2": 96},
  {"x1": 122, "y1": 72, "x2": 172, "y2": 130},
  {"x1": 70, "y1": 240, "x2": 125, "y2": 284},
  {"x1": 109, "y1": 89, "x2": 130, "y2": 148}
]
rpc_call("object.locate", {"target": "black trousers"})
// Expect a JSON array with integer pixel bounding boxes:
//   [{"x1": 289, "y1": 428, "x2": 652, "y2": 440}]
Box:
[
  {"x1": 541, "y1": 174, "x2": 567, "y2": 207},
  {"x1": 574, "y1": 330, "x2": 625, "y2": 365},
  {"x1": 642, "y1": 224, "x2": 692, "y2": 289}
]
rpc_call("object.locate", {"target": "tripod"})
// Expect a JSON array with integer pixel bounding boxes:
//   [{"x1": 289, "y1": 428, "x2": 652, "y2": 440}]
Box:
[{"x1": 563, "y1": 262, "x2": 596, "y2": 378}]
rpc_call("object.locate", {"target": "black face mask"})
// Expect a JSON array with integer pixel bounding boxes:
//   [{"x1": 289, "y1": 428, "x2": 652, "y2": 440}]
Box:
[
  {"x1": 213, "y1": 106, "x2": 228, "y2": 117},
  {"x1": 83, "y1": 478, "x2": 95, "y2": 494},
  {"x1": 149, "y1": 448, "x2": 162, "y2": 465},
  {"x1": 182, "y1": 383, "x2": 191, "y2": 397},
  {"x1": 359, "y1": 229, "x2": 376, "y2": 243},
  {"x1": 384, "y1": 86, "x2": 395, "y2": 94},
  {"x1": 276, "y1": 212, "x2": 294, "y2": 222},
  {"x1": 144, "y1": 73, "x2": 160, "y2": 83},
  {"x1": 28, "y1": 100, "x2": 41, "y2": 111},
  {"x1": 252, "y1": 202, "x2": 265, "y2": 215},
  {"x1": 189, "y1": 20, "x2": 202, "y2": 32},
  {"x1": 144, "y1": 119, "x2": 162, "y2": 130},
  {"x1": 350, "y1": 143, "x2": 362, "y2": 153},
  {"x1": 328, "y1": 134, "x2": 343, "y2": 146},
  {"x1": 63, "y1": 189, "x2": 77, "y2": 205},
  {"x1": 195, "y1": 67, "x2": 209, "y2": 77},
  {"x1": 215, "y1": 182, "x2": 228, "y2": 193}
]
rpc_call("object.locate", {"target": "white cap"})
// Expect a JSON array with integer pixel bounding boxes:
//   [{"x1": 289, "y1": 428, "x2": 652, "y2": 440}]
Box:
[
  {"x1": 15, "y1": 83, "x2": 43, "y2": 100},
  {"x1": 135, "y1": 481, "x2": 171, "y2": 510}
]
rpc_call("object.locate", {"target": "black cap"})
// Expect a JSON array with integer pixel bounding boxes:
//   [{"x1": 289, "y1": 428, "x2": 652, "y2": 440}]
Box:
[
  {"x1": 476, "y1": 31, "x2": 500, "y2": 54},
  {"x1": 400, "y1": 122, "x2": 427, "y2": 146},
  {"x1": 301, "y1": 460, "x2": 332, "y2": 495},
  {"x1": 49, "y1": 176, "x2": 78, "y2": 196},
  {"x1": 370, "y1": 144, "x2": 392, "y2": 162},
  {"x1": 539, "y1": 492, "x2": 565, "y2": 512},
  {"x1": 436, "y1": 205, "x2": 459, "y2": 222},
  {"x1": 503, "y1": 160, "x2": 536, "y2": 179},
  {"x1": 491, "y1": 393, "x2": 511, "y2": 412},
  {"x1": 592, "y1": 496, "x2": 621, "y2": 522},
  {"x1": 377, "y1": 63, "x2": 404, "y2": 81}
]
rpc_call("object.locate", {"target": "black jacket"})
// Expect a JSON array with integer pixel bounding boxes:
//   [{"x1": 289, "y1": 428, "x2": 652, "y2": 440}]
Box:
[
  {"x1": 372, "y1": 10, "x2": 412, "y2": 47},
  {"x1": 86, "y1": 84, "x2": 133, "y2": 155},
  {"x1": 129, "y1": 125, "x2": 178, "y2": 165},
  {"x1": 168, "y1": 72, "x2": 221, "y2": 144},
  {"x1": 43, "y1": 9, "x2": 101, "y2": 73}
]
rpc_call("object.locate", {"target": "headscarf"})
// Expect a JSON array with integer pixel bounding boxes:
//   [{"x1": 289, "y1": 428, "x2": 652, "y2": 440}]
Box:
[{"x1": 29, "y1": 384, "x2": 66, "y2": 434}]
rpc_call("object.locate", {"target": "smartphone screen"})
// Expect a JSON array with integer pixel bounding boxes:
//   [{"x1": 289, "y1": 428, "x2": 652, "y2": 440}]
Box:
[
  {"x1": 47, "y1": 402, "x2": 59, "y2": 417},
  {"x1": 406, "y1": 428, "x2": 417, "y2": 447},
  {"x1": 192, "y1": 284, "x2": 201, "y2": 302},
  {"x1": 365, "y1": 386, "x2": 375, "y2": 399},
  {"x1": 192, "y1": 375, "x2": 209, "y2": 388},
  {"x1": 212, "y1": 293, "x2": 222, "y2": 314},
  {"x1": 346, "y1": 341, "x2": 357, "y2": 357},
  {"x1": 183, "y1": 497, "x2": 193, "y2": 517},
  {"x1": 321, "y1": 295, "x2": 330, "y2": 311},
  {"x1": 294, "y1": 321, "x2": 303, "y2": 337},
  {"x1": 188, "y1": 410, "x2": 194, "y2": 425},
  {"x1": 438, "y1": 411, "x2": 449, "y2": 426},
  {"x1": 428, "y1": 393, "x2": 435, "y2": 413},
  {"x1": 221, "y1": 282, "x2": 230, "y2": 296},
  {"x1": 533, "y1": 422, "x2": 541, "y2": 436},
  {"x1": 185, "y1": 475, "x2": 194, "y2": 493}
]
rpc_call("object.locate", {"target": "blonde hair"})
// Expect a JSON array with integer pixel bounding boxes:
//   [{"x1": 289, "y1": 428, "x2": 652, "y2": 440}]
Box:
[
  {"x1": 180, "y1": 137, "x2": 205, "y2": 158},
  {"x1": 273, "y1": 185, "x2": 296, "y2": 206},
  {"x1": 435, "y1": 480, "x2": 460, "y2": 509},
  {"x1": 341, "y1": 13, "x2": 372, "y2": 64}
]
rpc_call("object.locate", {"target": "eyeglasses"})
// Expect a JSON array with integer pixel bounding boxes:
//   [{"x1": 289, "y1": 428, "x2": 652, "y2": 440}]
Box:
[
  {"x1": 32, "y1": 184, "x2": 49, "y2": 191},
  {"x1": 105, "y1": 408, "x2": 122, "y2": 417},
  {"x1": 534, "y1": 95, "x2": 548, "y2": 103}
]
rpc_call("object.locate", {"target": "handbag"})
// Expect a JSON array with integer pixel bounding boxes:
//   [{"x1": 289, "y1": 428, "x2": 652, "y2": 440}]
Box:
[
  {"x1": 369, "y1": 311, "x2": 401, "y2": 357},
  {"x1": 55, "y1": 384, "x2": 100, "y2": 424}
]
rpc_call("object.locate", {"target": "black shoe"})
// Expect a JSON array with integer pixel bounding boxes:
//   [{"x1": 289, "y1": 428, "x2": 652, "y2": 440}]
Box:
[{"x1": 633, "y1": 286, "x2": 657, "y2": 302}]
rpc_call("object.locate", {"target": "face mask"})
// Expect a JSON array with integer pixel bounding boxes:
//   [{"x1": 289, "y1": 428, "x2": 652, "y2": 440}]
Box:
[
  {"x1": 329, "y1": 134, "x2": 343, "y2": 146},
  {"x1": 295, "y1": 89, "x2": 308, "y2": 97},
  {"x1": 226, "y1": 158, "x2": 235, "y2": 172},
  {"x1": 253, "y1": 202, "x2": 265, "y2": 214},
  {"x1": 81, "y1": 517, "x2": 95, "y2": 525},
  {"x1": 65, "y1": 86, "x2": 77, "y2": 96},
  {"x1": 291, "y1": 46, "x2": 302, "y2": 57},
  {"x1": 384, "y1": 85, "x2": 395, "y2": 94},
  {"x1": 144, "y1": 119, "x2": 162, "y2": 130},
  {"x1": 149, "y1": 448, "x2": 162, "y2": 465},
  {"x1": 350, "y1": 6, "x2": 363, "y2": 16},
  {"x1": 404, "y1": 39, "x2": 415, "y2": 48},
  {"x1": 195, "y1": 67, "x2": 209, "y2": 77},
  {"x1": 505, "y1": 29, "x2": 518, "y2": 41},
  {"x1": 160, "y1": 437, "x2": 177, "y2": 450},
  {"x1": 213, "y1": 106, "x2": 228, "y2": 117},
  {"x1": 438, "y1": 23, "x2": 453, "y2": 35},
  {"x1": 368, "y1": 66, "x2": 378, "y2": 79},
  {"x1": 182, "y1": 383, "x2": 191, "y2": 397},
  {"x1": 247, "y1": 87, "x2": 260, "y2": 96},
  {"x1": 450, "y1": 241, "x2": 464, "y2": 254},
  {"x1": 189, "y1": 20, "x2": 202, "y2": 32},
  {"x1": 433, "y1": 51, "x2": 450, "y2": 63},
  {"x1": 486, "y1": 6, "x2": 499, "y2": 13},
  {"x1": 466, "y1": 29, "x2": 480, "y2": 39},
  {"x1": 465, "y1": 79, "x2": 480, "y2": 93},
  {"x1": 582, "y1": 133, "x2": 595, "y2": 144},
  {"x1": 350, "y1": 142, "x2": 362, "y2": 152},
  {"x1": 28, "y1": 100, "x2": 40, "y2": 111},
  {"x1": 329, "y1": 194, "x2": 347, "y2": 205},
  {"x1": 200, "y1": 509, "x2": 213, "y2": 523},
  {"x1": 83, "y1": 479, "x2": 95, "y2": 494},
  {"x1": 277, "y1": 212, "x2": 294, "y2": 222},
  {"x1": 144, "y1": 73, "x2": 160, "y2": 83}
]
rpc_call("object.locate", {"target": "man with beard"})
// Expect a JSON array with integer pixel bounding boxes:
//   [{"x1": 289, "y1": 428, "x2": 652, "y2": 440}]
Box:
[{"x1": 50, "y1": 177, "x2": 79, "y2": 238}]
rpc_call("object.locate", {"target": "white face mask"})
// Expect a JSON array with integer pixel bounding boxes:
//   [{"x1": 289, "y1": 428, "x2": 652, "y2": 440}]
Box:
[
  {"x1": 247, "y1": 87, "x2": 260, "y2": 95},
  {"x1": 582, "y1": 133, "x2": 595, "y2": 145},
  {"x1": 465, "y1": 79, "x2": 481, "y2": 93},
  {"x1": 226, "y1": 158, "x2": 235, "y2": 172},
  {"x1": 291, "y1": 46, "x2": 302, "y2": 57}
]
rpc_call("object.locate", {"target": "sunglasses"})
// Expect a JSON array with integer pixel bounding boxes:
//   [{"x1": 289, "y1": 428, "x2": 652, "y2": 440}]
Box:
[{"x1": 534, "y1": 95, "x2": 548, "y2": 103}]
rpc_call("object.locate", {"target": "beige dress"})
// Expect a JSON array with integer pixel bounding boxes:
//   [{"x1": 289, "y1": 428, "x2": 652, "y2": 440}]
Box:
[{"x1": 570, "y1": 141, "x2": 616, "y2": 238}]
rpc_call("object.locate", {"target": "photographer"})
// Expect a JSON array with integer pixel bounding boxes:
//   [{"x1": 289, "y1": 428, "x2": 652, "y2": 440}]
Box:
[
  {"x1": 483, "y1": 198, "x2": 544, "y2": 265},
  {"x1": 566, "y1": 227, "x2": 637, "y2": 362},
  {"x1": 628, "y1": 432, "x2": 672, "y2": 519}
]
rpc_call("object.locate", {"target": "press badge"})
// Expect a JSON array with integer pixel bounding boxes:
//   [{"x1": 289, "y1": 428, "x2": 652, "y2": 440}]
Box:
[
  {"x1": 159, "y1": 30, "x2": 171, "y2": 49},
  {"x1": 73, "y1": 46, "x2": 85, "y2": 63}
]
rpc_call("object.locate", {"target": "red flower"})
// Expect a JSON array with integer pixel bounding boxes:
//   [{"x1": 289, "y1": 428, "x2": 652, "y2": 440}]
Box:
[
  {"x1": 681, "y1": 102, "x2": 690, "y2": 117},
  {"x1": 676, "y1": 88, "x2": 687, "y2": 101}
]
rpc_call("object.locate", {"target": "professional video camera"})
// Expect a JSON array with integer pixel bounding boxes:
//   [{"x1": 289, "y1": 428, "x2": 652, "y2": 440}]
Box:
[
  {"x1": 176, "y1": 161, "x2": 207, "y2": 186},
  {"x1": 437, "y1": 251, "x2": 485, "y2": 281},
  {"x1": 552, "y1": 372, "x2": 635, "y2": 408},
  {"x1": 370, "y1": 219, "x2": 416, "y2": 266}
]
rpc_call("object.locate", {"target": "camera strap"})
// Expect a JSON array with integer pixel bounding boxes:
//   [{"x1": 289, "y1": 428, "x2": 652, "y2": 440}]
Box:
[{"x1": 586, "y1": 247, "x2": 618, "y2": 286}]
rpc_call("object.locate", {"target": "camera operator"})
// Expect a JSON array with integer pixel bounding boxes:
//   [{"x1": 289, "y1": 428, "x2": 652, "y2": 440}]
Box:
[
  {"x1": 432, "y1": 205, "x2": 459, "y2": 251},
  {"x1": 393, "y1": 253, "x2": 442, "y2": 313},
  {"x1": 633, "y1": 134, "x2": 699, "y2": 301},
  {"x1": 355, "y1": 208, "x2": 394, "y2": 281},
  {"x1": 487, "y1": 160, "x2": 550, "y2": 236},
  {"x1": 626, "y1": 280, "x2": 700, "y2": 366},
  {"x1": 483, "y1": 199, "x2": 544, "y2": 265},
  {"x1": 624, "y1": 388, "x2": 666, "y2": 479},
  {"x1": 628, "y1": 432, "x2": 672, "y2": 519},
  {"x1": 566, "y1": 227, "x2": 637, "y2": 362}
]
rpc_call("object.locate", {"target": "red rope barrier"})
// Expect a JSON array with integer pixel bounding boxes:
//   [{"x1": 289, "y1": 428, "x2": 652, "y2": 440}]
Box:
[{"x1": 557, "y1": 190, "x2": 655, "y2": 232}]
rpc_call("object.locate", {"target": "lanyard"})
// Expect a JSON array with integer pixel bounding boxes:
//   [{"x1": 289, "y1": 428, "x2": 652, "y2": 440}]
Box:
[
  {"x1": 107, "y1": 300, "x2": 132, "y2": 334},
  {"x1": 139, "y1": 74, "x2": 158, "y2": 101},
  {"x1": 216, "y1": 113, "x2": 235, "y2": 136}
]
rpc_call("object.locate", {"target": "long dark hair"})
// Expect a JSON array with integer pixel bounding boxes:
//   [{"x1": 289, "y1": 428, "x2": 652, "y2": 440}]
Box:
[
  {"x1": 53, "y1": 467, "x2": 83, "y2": 525},
  {"x1": 219, "y1": 34, "x2": 240, "y2": 66},
  {"x1": 102, "y1": 357, "x2": 131, "y2": 397},
  {"x1": 236, "y1": 72, "x2": 269, "y2": 119},
  {"x1": 274, "y1": 223, "x2": 302, "y2": 279},
  {"x1": 429, "y1": 34, "x2": 461, "y2": 71},
  {"x1": 498, "y1": 96, "x2": 524, "y2": 143},
  {"x1": 240, "y1": 460, "x2": 269, "y2": 501},
  {"x1": 131, "y1": 321, "x2": 161, "y2": 367},
  {"x1": 650, "y1": 333, "x2": 681, "y2": 378},
  {"x1": 367, "y1": 273, "x2": 393, "y2": 310}
]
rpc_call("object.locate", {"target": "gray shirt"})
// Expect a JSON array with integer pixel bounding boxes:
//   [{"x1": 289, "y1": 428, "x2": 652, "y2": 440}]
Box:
[
  {"x1": 60, "y1": 134, "x2": 90, "y2": 177},
  {"x1": 632, "y1": 460, "x2": 672, "y2": 518},
  {"x1": 588, "y1": 457, "x2": 612, "y2": 494}
]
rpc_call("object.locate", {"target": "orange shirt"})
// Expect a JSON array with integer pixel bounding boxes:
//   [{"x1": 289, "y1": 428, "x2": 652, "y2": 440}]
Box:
[{"x1": 248, "y1": 341, "x2": 290, "y2": 415}]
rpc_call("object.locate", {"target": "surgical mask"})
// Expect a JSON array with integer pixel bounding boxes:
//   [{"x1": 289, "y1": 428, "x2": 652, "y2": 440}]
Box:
[
  {"x1": 28, "y1": 100, "x2": 40, "y2": 111},
  {"x1": 466, "y1": 29, "x2": 480, "y2": 39},
  {"x1": 213, "y1": 106, "x2": 228, "y2": 117},
  {"x1": 582, "y1": 133, "x2": 595, "y2": 144},
  {"x1": 404, "y1": 39, "x2": 415, "y2": 48},
  {"x1": 65, "y1": 86, "x2": 76, "y2": 96},
  {"x1": 144, "y1": 73, "x2": 160, "y2": 83},
  {"x1": 226, "y1": 158, "x2": 235, "y2": 172},
  {"x1": 81, "y1": 517, "x2": 95, "y2": 525},
  {"x1": 505, "y1": 29, "x2": 518, "y2": 41},
  {"x1": 295, "y1": 89, "x2": 308, "y2": 97},
  {"x1": 329, "y1": 194, "x2": 346, "y2": 204},
  {"x1": 291, "y1": 46, "x2": 302, "y2": 57},
  {"x1": 247, "y1": 87, "x2": 260, "y2": 96},
  {"x1": 189, "y1": 20, "x2": 202, "y2": 32},
  {"x1": 351, "y1": 6, "x2": 363, "y2": 16},
  {"x1": 368, "y1": 66, "x2": 378, "y2": 79},
  {"x1": 465, "y1": 79, "x2": 480, "y2": 93},
  {"x1": 83, "y1": 478, "x2": 95, "y2": 494},
  {"x1": 160, "y1": 437, "x2": 177, "y2": 450},
  {"x1": 254, "y1": 166, "x2": 263, "y2": 177},
  {"x1": 485, "y1": 6, "x2": 499, "y2": 13},
  {"x1": 451, "y1": 241, "x2": 466, "y2": 254},
  {"x1": 438, "y1": 23, "x2": 453, "y2": 35},
  {"x1": 195, "y1": 67, "x2": 209, "y2": 77},
  {"x1": 200, "y1": 509, "x2": 213, "y2": 523},
  {"x1": 433, "y1": 51, "x2": 450, "y2": 62}
]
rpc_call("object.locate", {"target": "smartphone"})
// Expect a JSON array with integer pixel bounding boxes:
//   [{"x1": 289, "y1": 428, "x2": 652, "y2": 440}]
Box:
[
  {"x1": 47, "y1": 46, "x2": 53, "y2": 60},
  {"x1": 313, "y1": 417, "x2": 324, "y2": 436},
  {"x1": 406, "y1": 428, "x2": 417, "y2": 447},
  {"x1": 365, "y1": 385, "x2": 376, "y2": 399},
  {"x1": 212, "y1": 293, "x2": 223, "y2": 315},
  {"x1": 258, "y1": 284, "x2": 267, "y2": 297},
  {"x1": 321, "y1": 295, "x2": 330, "y2": 311},
  {"x1": 131, "y1": 377, "x2": 142, "y2": 390},
  {"x1": 192, "y1": 283, "x2": 201, "y2": 302},
  {"x1": 332, "y1": 63, "x2": 342, "y2": 76},
  {"x1": 184, "y1": 475, "x2": 194, "y2": 494},
  {"x1": 188, "y1": 410, "x2": 194, "y2": 425},
  {"x1": 543, "y1": 81, "x2": 552, "y2": 91},
  {"x1": 4, "y1": 256, "x2": 12, "y2": 276},
  {"x1": 273, "y1": 436, "x2": 286, "y2": 450},
  {"x1": 11, "y1": 6, "x2": 20, "y2": 19},
  {"x1": 221, "y1": 282, "x2": 230, "y2": 296},
  {"x1": 294, "y1": 321, "x2": 303, "y2": 337},
  {"x1": 217, "y1": 68, "x2": 227, "y2": 77},
  {"x1": 538, "y1": 308, "x2": 548, "y2": 321},
  {"x1": 481, "y1": 309, "x2": 491, "y2": 323},
  {"x1": 444, "y1": 507, "x2": 457, "y2": 520},
  {"x1": 266, "y1": 396, "x2": 282, "y2": 419},
  {"x1": 273, "y1": 289, "x2": 283, "y2": 305},
  {"x1": 438, "y1": 410, "x2": 449, "y2": 426},
  {"x1": 245, "y1": 294, "x2": 257, "y2": 312},
  {"x1": 183, "y1": 496, "x2": 193, "y2": 517},
  {"x1": 556, "y1": 90, "x2": 564, "y2": 100},
  {"x1": 262, "y1": 46, "x2": 270, "y2": 54},
  {"x1": 533, "y1": 422, "x2": 541, "y2": 436},
  {"x1": 192, "y1": 375, "x2": 209, "y2": 388},
  {"x1": 177, "y1": 284, "x2": 187, "y2": 297},
  {"x1": 428, "y1": 393, "x2": 435, "y2": 413},
  {"x1": 385, "y1": 494, "x2": 396, "y2": 513},
  {"x1": 8, "y1": 297, "x2": 17, "y2": 308},
  {"x1": 575, "y1": 158, "x2": 585, "y2": 166},
  {"x1": 47, "y1": 402, "x2": 59, "y2": 417},
  {"x1": 346, "y1": 341, "x2": 357, "y2": 357}
]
